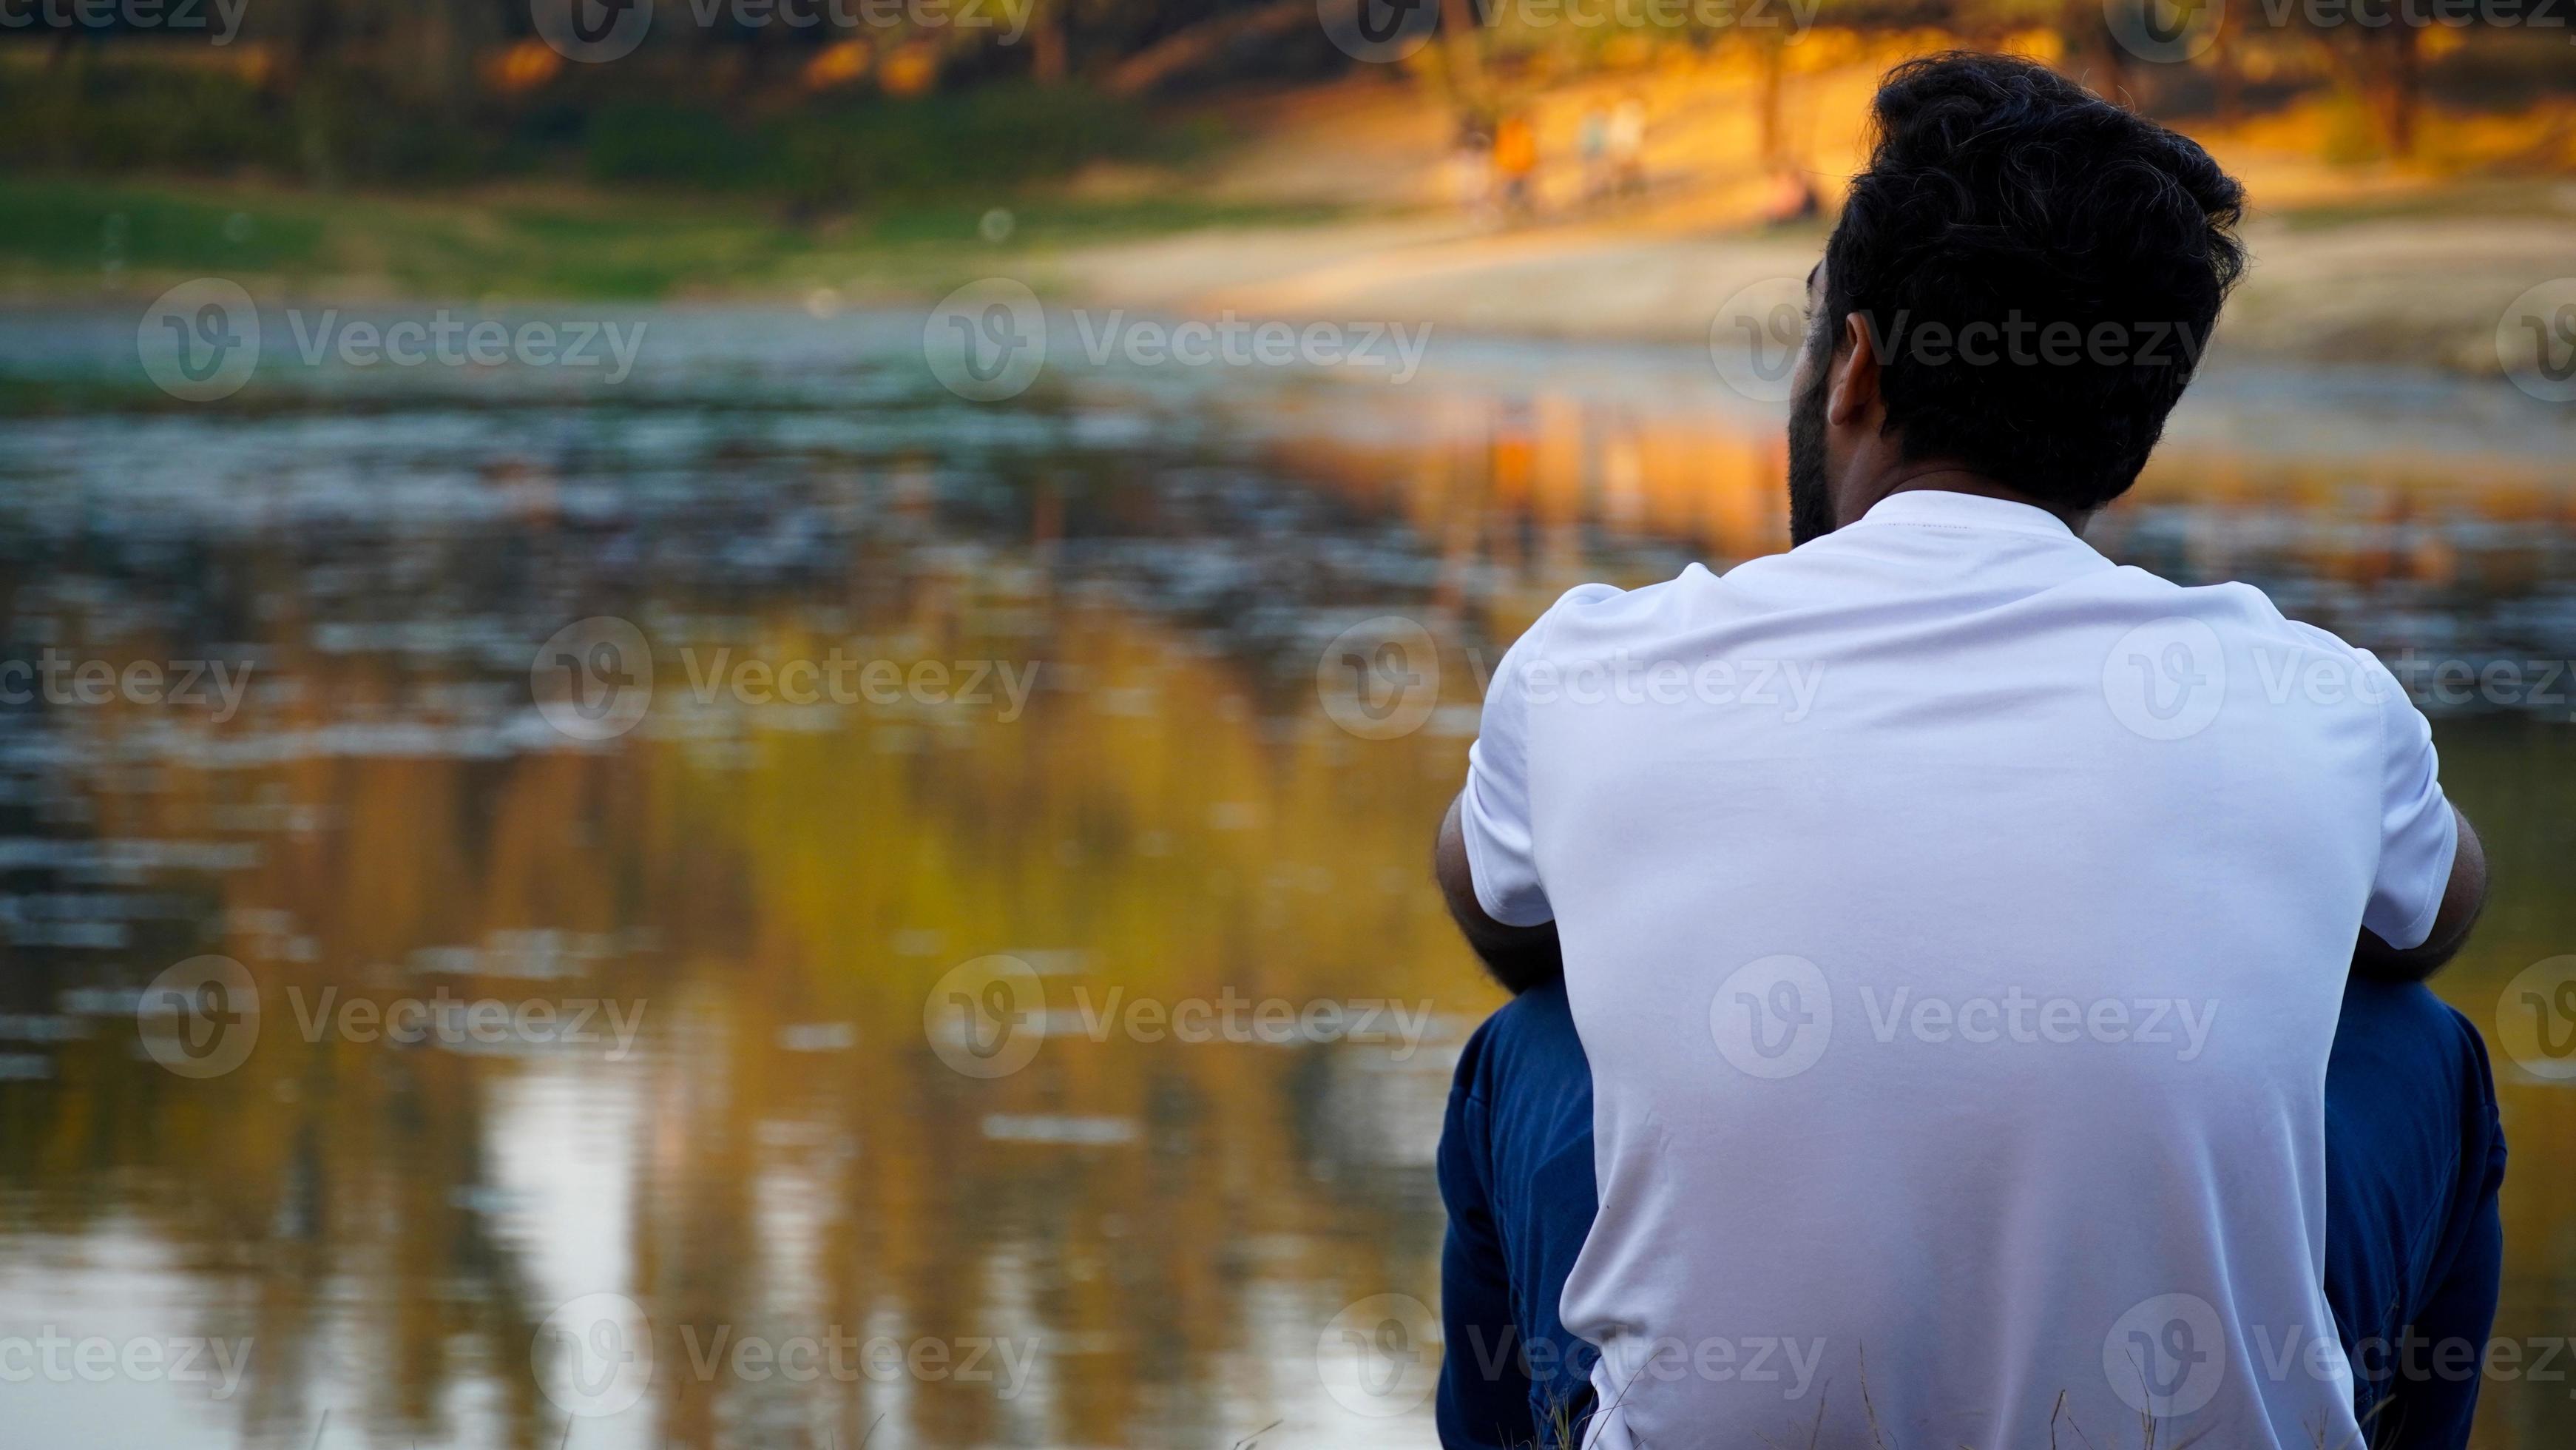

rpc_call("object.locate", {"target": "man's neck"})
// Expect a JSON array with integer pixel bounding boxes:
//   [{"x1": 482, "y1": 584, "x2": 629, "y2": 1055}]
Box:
[{"x1": 1843, "y1": 466, "x2": 2091, "y2": 535}]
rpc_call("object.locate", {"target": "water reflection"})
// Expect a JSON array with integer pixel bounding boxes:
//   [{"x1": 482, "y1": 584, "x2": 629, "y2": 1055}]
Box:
[{"x1": 0, "y1": 308, "x2": 2571, "y2": 1449}]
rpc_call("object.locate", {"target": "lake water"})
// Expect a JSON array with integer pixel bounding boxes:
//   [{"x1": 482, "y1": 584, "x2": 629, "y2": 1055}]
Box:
[{"x1": 0, "y1": 305, "x2": 2572, "y2": 1449}]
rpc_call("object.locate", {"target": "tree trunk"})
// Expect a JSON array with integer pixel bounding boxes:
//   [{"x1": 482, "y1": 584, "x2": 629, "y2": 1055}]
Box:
[
  {"x1": 1032, "y1": 0, "x2": 1068, "y2": 84},
  {"x1": 2085, "y1": 0, "x2": 2130, "y2": 107},
  {"x1": 1104, "y1": 0, "x2": 1307, "y2": 95},
  {"x1": 2213, "y1": 4, "x2": 2242, "y2": 127},
  {"x1": 1755, "y1": 33, "x2": 1784, "y2": 167},
  {"x1": 2381, "y1": 25, "x2": 2419, "y2": 157},
  {"x1": 1440, "y1": 0, "x2": 1484, "y2": 102}
]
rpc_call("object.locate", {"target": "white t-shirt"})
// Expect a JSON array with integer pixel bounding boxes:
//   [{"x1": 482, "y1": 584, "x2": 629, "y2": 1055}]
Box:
[{"x1": 1458, "y1": 490, "x2": 2456, "y2": 1450}]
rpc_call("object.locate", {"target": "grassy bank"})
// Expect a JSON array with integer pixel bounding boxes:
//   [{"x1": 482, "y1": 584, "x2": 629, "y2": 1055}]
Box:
[{"x1": 0, "y1": 173, "x2": 1343, "y2": 303}]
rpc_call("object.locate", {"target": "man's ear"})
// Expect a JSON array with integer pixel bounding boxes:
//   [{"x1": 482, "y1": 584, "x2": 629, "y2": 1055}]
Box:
[{"x1": 1827, "y1": 312, "x2": 1882, "y2": 429}]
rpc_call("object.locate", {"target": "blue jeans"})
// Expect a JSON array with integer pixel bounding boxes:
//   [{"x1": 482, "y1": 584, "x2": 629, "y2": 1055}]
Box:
[{"x1": 1436, "y1": 976, "x2": 2507, "y2": 1450}]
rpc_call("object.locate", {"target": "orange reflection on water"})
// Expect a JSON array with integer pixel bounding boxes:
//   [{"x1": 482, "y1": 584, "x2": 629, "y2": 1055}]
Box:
[{"x1": 1, "y1": 328, "x2": 2574, "y2": 1449}]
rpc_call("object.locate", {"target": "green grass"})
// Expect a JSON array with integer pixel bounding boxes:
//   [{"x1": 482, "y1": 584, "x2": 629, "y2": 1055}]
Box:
[{"x1": 0, "y1": 175, "x2": 1345, "y2": 303}]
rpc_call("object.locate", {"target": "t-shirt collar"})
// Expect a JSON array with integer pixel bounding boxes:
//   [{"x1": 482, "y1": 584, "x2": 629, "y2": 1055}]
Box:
[{"x1": 1856, "y1": 488, "x2": 2080, "y2": 540}]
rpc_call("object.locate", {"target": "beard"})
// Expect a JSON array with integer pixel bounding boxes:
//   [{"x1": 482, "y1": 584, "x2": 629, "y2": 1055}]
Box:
[{"x1": 1785, "y1": 362, "x2": 1836, "y2": 546}]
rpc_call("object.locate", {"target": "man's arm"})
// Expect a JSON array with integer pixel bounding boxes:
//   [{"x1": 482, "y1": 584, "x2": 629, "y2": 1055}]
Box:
[
  {"x1": 1436, "y1": 792, "x2": 1563, "y2": 994},
  {"x1": 2353, "y1": 805, "x2": 2487, "y2": 982}
]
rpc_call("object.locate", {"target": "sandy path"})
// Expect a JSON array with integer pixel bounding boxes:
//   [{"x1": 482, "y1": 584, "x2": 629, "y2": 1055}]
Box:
[
  {"x1": 1045, "y1": 209, "x2": 2575, "y2": 377},
  {"x1": 1041, "y1": 67, "x2": 2576, "y2": 376}
]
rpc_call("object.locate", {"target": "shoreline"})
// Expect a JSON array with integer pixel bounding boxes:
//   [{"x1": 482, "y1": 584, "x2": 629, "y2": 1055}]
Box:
[{"x1": 11, "y1": 197, "x2": 2572, "y2": 388}]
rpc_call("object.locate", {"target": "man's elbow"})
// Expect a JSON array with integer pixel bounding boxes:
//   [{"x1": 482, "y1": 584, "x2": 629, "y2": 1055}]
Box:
[
  {"x1": 2353, "y1": 807, "x2": 2488, "y2": 983},
  {"x1": 1435, "y1": 793, "x2": 1565, "y2": 994}
]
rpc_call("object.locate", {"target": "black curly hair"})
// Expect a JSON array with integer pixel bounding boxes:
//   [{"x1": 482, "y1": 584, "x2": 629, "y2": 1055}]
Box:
[{"x1": 1813, "y1": 52, "x2": 2248, "y2": 513}]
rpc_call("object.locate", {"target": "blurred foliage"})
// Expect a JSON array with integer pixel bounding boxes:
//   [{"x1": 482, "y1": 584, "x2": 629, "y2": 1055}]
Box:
[
  {"x1": 583, "y1": 85, "x2": 1219, "y2": 206},
  {"x1": 1, "y1": 0, "x2": 2573, "y2": 203},
  {"x1": 0, "y1": 53, "x2": 1208, "y2": 203}
]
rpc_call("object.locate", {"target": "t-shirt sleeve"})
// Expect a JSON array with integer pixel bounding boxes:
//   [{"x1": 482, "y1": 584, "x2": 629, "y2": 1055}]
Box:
[
  {"x1": 1458, "y1": 612, "x2": 1556, "y2": 928},
  {"x1": 2358, "y1": 648, "x2": 2458, "y2": 950}
]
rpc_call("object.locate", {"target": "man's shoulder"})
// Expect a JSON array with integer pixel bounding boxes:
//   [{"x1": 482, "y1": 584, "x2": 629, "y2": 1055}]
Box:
[
  {"x1": 1513, "y1": 570, "x2": 1709, "y2": 652},
  {"x1": 1515, "y1": 555, "x2": 2378, "y2": 671},
  {"x1": 2080, "y1": 564, "x2": 2372, "y2": 663}
]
